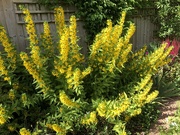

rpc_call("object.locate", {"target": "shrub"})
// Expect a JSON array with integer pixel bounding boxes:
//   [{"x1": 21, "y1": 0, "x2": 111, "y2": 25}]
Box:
[{"x1": 0, "y1": 7, "x2": 172, "y2": 135}]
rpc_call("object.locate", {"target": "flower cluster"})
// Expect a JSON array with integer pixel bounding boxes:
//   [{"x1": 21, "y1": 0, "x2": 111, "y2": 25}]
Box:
[
  {"x1": 0, "y1": 106, "x2": 6, "y2": 125},
  {"x1": 22, "y1": 8, "x2": 38, "y2": 47},
  {"x1": 52, "y1": 124, "x2": 66, "y2": 134},
  {"x1": 96, "y1": 94, "x2": 130, "y2": 118},
  {"x1": 0, "y1": 26, "x2": 17, "y2": 69},
  {"x1": 89, "y1": 12, "x2": 135, "y2": 73},
  {"x1": 59, "y1": 91, "x2": 79, "y2": 108},
  {"x1": 19, "y1": 128, "x2": 31, "y2": 135},
  {"x1": 0, "y1": 56, "x2": 11, "y2": 82},
  {"x1": 81, "y1": 111, "x2": 98, "y2": 125},
  {"x1": 54, "y1": 7, "x2": 65, "y2": 36}
]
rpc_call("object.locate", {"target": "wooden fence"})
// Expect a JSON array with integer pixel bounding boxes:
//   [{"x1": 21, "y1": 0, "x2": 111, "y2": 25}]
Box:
[{"x1": 0, "y1": 0, "x2": 157, "y2": 53}]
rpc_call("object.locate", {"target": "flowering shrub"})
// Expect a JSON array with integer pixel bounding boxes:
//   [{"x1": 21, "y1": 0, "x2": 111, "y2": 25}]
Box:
[{"x1": 0, "y1": 7, "x2": 172, "y2": 135}]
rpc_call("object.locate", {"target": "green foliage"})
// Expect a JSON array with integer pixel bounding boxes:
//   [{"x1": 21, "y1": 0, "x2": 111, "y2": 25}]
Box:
[
  {"x1": 0, "y1": 7, "x2": 172, "y2": 135},
  {"x1": 126, "y1": 102, "x2": 160, "y2": 134},
  {"x1": 155, "y1": 0, "x2": 180, "y2": 39}
]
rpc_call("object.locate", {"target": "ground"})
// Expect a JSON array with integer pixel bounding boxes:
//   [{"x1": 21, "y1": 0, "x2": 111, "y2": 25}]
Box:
[{"x1": 141, "y1": 97, "x2": 180, "y2": 135}]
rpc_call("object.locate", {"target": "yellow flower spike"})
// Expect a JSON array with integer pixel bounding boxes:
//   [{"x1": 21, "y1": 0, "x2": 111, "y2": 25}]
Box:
[
  {"x1": 81, "y1": 111, "x2": 98, "y2": 125},
  {"x1": 96, "y1": 102, "x2": 106, "y2": 117},
  {"x1": 113, "y1": 38, "x2": 124, "y2": 60},
  {"x1": 0, "y1": 107, "x2": 5, "y2": 115},
  {"x1": 145, "y1": 90, "x2": 159, "y2": 104},
  {"x1": 124, "y1": 23, "x2": 136, "y2": 45},
  {"x1": 30, "y1": 46, "x2": 44, "y2": 68},
  {"x1": 59, "y1": 91, "x2": 79, "y2": 108},
  {"x1": 52, "y1": 124, "x2": 66, "y2": 134},
  {"x1": 82, "y1": 66, "x2": 92, "y2": 78},
  {"x1": 42, "y1": 22, "x2": 54, "y2": 54},
  {"x1": 54, "y1": 7, "x2": 65, "y2": 36},
  {"x1": 22, "y1": 8, "x2": 38, "y2": 47},
  {"x1": 69, "y1": 15, "x2": 77, "y2": 45},
  {"x1": 0, "y1": 116, "x2": 6, "y2": 125},
  {"x1": 134, "y1": 74, "x2": 152, "y2": 92},
  {"x1": 72, "y1": 68, "x2": 81, "y2": 88},
  {"x1": 117, "y1": 44, "x2": 132, "y2": 68},
  {"x1": 110, "y1": 11, "x2": 126, "y2": 45},
  {"x1": 8, "y1": 89, "x2": 15, "y2": 100},
  {"x1": 0, "y1": 26, "x2": 17, "y2": 69},
  {"x1": 0, "y1": 56, "x2": 11, "y2": 82},
  {"x1": 59, "y1": 26, "x2": 70, "y2": 64},
  {"x1": 19, "y1": 128, "x2": 31, "y2": 135}
]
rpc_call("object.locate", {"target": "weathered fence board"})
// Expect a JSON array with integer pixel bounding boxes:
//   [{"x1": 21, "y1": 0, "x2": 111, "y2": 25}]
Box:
[{"x1": 0, "y1": 0, "x2": 157, "y2": 53}]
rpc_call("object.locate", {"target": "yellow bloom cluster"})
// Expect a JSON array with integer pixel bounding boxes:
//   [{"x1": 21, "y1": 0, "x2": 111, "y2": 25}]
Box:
[
  {"x1": 42, "y1": 22, "x2": 54, "y2": 55},
  {"x1": 145, "y1": 90, "x2": 159, "y2": 104},
  {"x1": 96, "y1": 95, "x2": 130, "y2": 118},
  {"x1": 117, "y1": 44, "x2": 132, "y2": 68},
  {"x1": 81, "y1": 111, "x2": 98, "y2": 125},
  {"x1": 89, "y1": 11, "x2": 135, "y2": 73},
  {"x1": 0, "y1": 26, "x2": 17, "y2": 69},
  {"x1": 8, "y1": 125, "x2": 15, "y2": 132},
  {"x1": 124, "y1": 23, "x2": 136, "y2": 45},
  {"x1": 20, "y1": 53, "x2": 49, "y2": 93},
  {"x1": 0, "y1": 56, "x2": 11, "y2": 82},
  {"x1": 59, "y1": 91, "x2": 79, "y2": 108},
  {"x1": 59, "y1": 26, "x2": 70, "y2": 64},
  {"x1": 134, "y1": 74, "x2": 152, "y2": 92},
  {"x1": 54, "y1": 7, "x2": 65, "y2": 36},
  {"x1": 30, "y1": 46, "x2": 43, "y2": 68},
  {"x1": 69, "y1": 15, "x2": 84, "y2": 64},
  {"x1": 22, "y1": 8, "x2": 38, "y2": 47},
  {"x1": 8, "y1": 89, "x2": 15, "y2": 100},
  {"x1": 0, "y1": 106, "x2": 6, "y2": 125},
  {"x1": 69, "y1": 15, "x2": 77, "y2": 45},
  {"x1": 52, "y1": 124, "x2": 66, "y2": 134},
  {"x1": 19, "y1": 128, "x2": 31, "y2": 135}
]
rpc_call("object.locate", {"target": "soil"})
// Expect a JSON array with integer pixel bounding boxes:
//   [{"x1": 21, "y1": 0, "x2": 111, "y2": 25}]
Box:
[{"x1": 141, "y1": 96, "x2": 180, "y2": 135}]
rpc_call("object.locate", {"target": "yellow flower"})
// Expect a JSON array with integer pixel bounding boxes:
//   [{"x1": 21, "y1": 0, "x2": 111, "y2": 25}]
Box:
[
  {"x1": 54, "y1": 7, "x2": 65, "y2": 36},
  {"x1": 0, "y1": 56, "x2": 11, "y2": 81},
  {"x1": 134, "y1": 74, "x2": 152, "y2": 92},
  {"x1": 59, "y1": 26, "x2": 69, "y2": 63},
  {"x1": 22, "y1": 8, "x2": 38, "y2": 47},
  {"x1": 0, "y1": 116, "x2": 6, "y2": 125},
  {"x1": 69, "y1": 15, "x2": 77, "y2": 45},
  {"x1": 9, "y1": 89, "x2": 15, "y2": 100},
  {"x1": 0, "y1": 107, "x2": 5, "y2": 115},
  {"x1": 31, "y1": 46, "x2": 43, "y2": 68},
  {"x1": 124, "y1": 23, "x2": 136, "y2": 45},
  {"x1": 59, "y1": 91, "x2": 79, "y2": 108},
  {"x1": 42, "y1": 22, "x2": 53, "y2": 54},
  {"x1": 145, "y1": 90, "x2": 159, "y2": 104},
  {"x1": 52, "y1": 124, "x2": 66, "y2": 134},
  {"x1": 46, "y1": 123, "x2": 53, "y2": 129},
  {"x1": 19, "y1": 128, "x2": 31, "y2": 135},
  {"x1": 0, "y1": 26, "x2": 17, "y2": 69},
  {"x1": 96, "y1": 102, "x2": 106, "y2": 117},
  {"x1": 82, "y1": 67, "x2": 92, "y2": 78},
  {"x1": 81, "y1": 111, "x2": 98, "y2": 125},
  {"x1": 8, "y1": 125, "x2": 15, "y2": 131}
]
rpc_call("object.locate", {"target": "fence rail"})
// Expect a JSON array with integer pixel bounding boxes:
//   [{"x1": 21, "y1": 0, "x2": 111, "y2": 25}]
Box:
[{"x1": 0, "y1": 0, "x2": 157, "y2": 52}]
